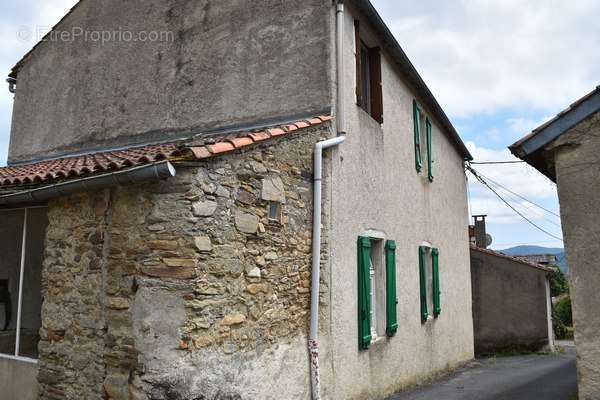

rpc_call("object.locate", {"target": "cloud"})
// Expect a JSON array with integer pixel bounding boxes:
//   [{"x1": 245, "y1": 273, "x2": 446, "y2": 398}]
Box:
[
  {"x1": 466, "y1": 141, "x2": 563, "y2": 240},
  {"x1": 374, "y1": 0, "x2": 600, "y2": 118}
]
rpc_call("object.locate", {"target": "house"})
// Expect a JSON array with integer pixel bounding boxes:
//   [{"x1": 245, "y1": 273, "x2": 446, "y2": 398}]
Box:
[
  {"x1": 469, "y1": 217, "x2": 554, "y2": 355},
  {"x1": 513, "y1": 254, "x2": 558, "y2": 266},
  {"x1": 510, "y1": 86, "x2": 600, "y2": 400},
  {"x1": 0, "y1": 1, "x2": 475, "y2": 399}
]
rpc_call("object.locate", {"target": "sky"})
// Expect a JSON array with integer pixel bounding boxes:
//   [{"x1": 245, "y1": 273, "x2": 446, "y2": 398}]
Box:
[{"x1": 2, "y1": 1, "x2": 599, "y2": 250}]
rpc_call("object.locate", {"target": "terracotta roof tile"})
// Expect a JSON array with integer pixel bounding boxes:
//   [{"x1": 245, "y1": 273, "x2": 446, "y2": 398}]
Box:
[{"x1": 0, "y1": 115, "x2": 333, "y2": 191}]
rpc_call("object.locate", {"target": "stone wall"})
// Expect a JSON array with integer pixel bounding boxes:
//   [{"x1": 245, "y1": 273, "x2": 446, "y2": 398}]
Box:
[{"x1": 38, "y1": 124, "x2": 330, "y2": 399}]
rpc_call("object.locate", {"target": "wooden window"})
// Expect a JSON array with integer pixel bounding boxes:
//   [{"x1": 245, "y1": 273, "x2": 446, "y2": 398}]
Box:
[
  {"x1": 418, "y1": 246, "x2": 429, "y2": 322},
  {"x1": 355, "y1": 21, "x2": 383, "y2": 124}
]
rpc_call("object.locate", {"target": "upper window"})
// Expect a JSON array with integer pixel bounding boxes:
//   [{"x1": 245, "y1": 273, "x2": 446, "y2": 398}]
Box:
[
  {"x1": 413, "y1": 100, "x2": 434, "y2": 181},
  {"x1": 355, "y1": 21, "x2": 383, "y2": 124}
]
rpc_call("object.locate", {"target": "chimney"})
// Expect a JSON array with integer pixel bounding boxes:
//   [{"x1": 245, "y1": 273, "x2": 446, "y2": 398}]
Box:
[{"x1": 473, "y1": 215, "x2": 488, "y2": 248}]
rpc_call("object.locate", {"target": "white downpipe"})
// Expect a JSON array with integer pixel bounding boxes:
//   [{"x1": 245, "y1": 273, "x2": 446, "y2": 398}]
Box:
[
  {"x1": 335, "y1": 1, "x2": 346, "y2": 136},
  {"x1": 14, "y1": 208, "x2": 28, "y2": 357},
  {"x1": 309, "y1": 136, "x2": 345, "y2": 400},
  {"x1": 309, "y1": 3, "x2": 346, "y2": 399}
]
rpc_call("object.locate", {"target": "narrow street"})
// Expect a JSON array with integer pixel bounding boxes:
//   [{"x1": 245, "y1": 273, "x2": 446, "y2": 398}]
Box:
[{"x1": 388, "y1": 343, "x2": 577, "y2": 400}]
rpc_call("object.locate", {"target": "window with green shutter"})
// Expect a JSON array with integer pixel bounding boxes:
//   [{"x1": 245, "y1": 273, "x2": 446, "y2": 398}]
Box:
[
  {"x1": 418, "y1": 246, "x2": 428, "y2": 322},
  {"x1": 426, "y1": 118, "x2": 434, "y2": 182},
  {"x1": 357, "y1": 237, "x2": 372, "y2": 350},
  {"x1": 432, "y1": 248, "x2": 441, "y2": 318},
  {"x1": 413, "y1": 100, "x2": 423, "y2": 172},
  {"x1": 385, "y1": 240, "x2": 398, "y2": 336}
]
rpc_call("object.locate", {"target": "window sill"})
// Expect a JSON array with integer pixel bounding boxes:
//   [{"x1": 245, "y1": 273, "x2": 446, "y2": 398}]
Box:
[
  {"x1": 356, "y1": 104, "x2": 383, "y2": 126},
  {"x1": 0, "y1": 353, "x2": 38, "y2": 364},
  {"x1": 370, "y1": 335, "x2": 386, "y2": 347}
]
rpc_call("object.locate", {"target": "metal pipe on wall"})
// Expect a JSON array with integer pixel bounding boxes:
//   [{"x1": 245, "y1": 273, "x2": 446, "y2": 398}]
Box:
[{"x1": 308, "y1": 3, "x2": 347, "y2": 398}]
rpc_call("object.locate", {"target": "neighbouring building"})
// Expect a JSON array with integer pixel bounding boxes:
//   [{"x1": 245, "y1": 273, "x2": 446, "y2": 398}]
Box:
[
  {"x1": 510, "y1": 86, "x2": 600, "y2": 400},
  {"x1": 469, "y1": 217, "x2": 554, "y2": 355},
  {"x1": 513, "y1": 254, "x2": 557, "y2": 266},
  {"x1": 0, "y1": 1, "x2": 475, "y2": 399}
]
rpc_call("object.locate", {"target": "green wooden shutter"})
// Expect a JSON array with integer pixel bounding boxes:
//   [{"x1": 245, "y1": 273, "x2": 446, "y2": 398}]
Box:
[
  {"x1": 413, "y1": 100, "x2": 422, "y2": 172},
  {"x1": 419, "y1": 246, "x2": 428, "y2": 322},
  {"x1": 358, "y1": 237, "x2": 372, "y2": 349},
  {"x1": 432, "y1": 248, "x2": 441, "y2": 318},
  {"x1": 385, "y1": 240, "x2": 398, "y2": 336},
  {"x1": 426, "y1": 118, "x2": 434, "y2": 182}
]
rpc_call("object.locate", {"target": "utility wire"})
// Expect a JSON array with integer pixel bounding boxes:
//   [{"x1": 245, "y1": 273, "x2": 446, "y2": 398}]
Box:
[
  {"x1": 466, "y1": 165, "x2": 563, "y2": 242},
  {"x1": 470, "y1": 161, "x2": 525, "y2": 165},
  {"x1": 474, "y1": 169, "x2": 561, "y2": 218},
  {"x1": 477, "y1": 180, "x2": 562, "y2": 228}
]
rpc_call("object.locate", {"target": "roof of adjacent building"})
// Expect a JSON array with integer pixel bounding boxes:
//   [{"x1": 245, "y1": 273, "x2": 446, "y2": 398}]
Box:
[
  {"x1": 470, "y1": 245, "x2": 555, "y2": 273},
  {"x1": 0, "y1": 115, "x2": 331, "y2": 193},
  {"x1": 509, "y1": 86, "x2": 600, "y2": 181},
  {"x1": 7, "y1": 0, "x2": 472, "y2": 162}
]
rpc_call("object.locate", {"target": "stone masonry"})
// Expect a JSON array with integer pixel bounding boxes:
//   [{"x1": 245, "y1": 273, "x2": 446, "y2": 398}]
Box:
[{"x1": 37, "y1": 124, "x2": 331, "y2": 400}]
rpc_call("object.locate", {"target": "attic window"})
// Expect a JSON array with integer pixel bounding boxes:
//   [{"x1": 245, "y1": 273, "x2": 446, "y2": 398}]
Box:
[{"x1": 355, "y1": 20, "x2": 383, "y2": 124}]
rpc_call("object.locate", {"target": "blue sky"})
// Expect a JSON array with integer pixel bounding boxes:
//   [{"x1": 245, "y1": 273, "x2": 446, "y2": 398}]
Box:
[{"x1": 2, "y1": 0, "x2": 599, "y2": 249}]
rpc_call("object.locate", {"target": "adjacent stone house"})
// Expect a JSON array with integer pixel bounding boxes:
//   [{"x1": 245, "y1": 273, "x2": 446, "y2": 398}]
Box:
[
  {"x1": 469, "y1": 217, "x2": 554, "y2": 355},
  {"x1": 1, "y1": 1, "x2": 474, "y2": 399},
  {"x1": 510, "y1": 86, "x2": 600, "y2": 400}
]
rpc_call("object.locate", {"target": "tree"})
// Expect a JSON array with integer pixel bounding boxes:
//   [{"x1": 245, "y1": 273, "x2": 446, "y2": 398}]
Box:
[{"x1": 548, "y1": 266, "x2": 568, "y2": 297}]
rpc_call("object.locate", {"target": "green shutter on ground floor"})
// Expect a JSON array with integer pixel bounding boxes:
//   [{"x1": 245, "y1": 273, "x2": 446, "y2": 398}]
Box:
[
  {"x1": 419, "y1": 246, "x2": 428, "y2": 322},
  {"x1": 385, "y1": 240, "x2": 398, "y2": 336},
  {"x1": 358, "y1": 237, "x2": 372, "y2": 350},
  {"x1": 432, "y1": 248, "x2": 441, "y2": 318}
]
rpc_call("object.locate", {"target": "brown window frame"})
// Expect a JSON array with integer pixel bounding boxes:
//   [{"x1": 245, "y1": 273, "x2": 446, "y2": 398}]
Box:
[{"x1": 355, "y1": 20, "x2": 383, "y2": 124}]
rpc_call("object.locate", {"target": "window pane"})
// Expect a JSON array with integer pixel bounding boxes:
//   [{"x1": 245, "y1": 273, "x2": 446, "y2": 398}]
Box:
[
  {"x1": 369, "y1": 260, "x2": 376, "y2": 337},
  {"x1": 360, "y1": 42, "x2": 371, "y2": 114},
  {"x1": 0, "y1": 210, "x2": 25, "y2": 356},
  {"x1": 18, "y1": 208, "x2": 48, "y2": 358}
]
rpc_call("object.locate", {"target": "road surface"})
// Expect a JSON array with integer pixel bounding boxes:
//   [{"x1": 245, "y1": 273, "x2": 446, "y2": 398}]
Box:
[{"x1": 388, "y1": 343, "x2": 577, "y2": 400}]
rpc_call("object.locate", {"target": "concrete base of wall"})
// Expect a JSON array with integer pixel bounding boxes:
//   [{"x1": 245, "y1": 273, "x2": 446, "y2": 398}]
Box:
[{"x1": 0, "y1": 358, "x2": 38, "y2": 400}]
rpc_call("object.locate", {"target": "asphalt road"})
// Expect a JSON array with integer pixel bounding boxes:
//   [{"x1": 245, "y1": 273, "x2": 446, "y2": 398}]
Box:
[{"x1": 388, "y1": 343, "x2": 577, "y2": 400}]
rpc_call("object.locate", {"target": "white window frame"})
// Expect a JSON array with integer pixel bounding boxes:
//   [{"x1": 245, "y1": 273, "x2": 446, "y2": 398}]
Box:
[
  {"x1": 364, "y1": 230, "x2": 387, "y2": 342},
  {"x1": 0, "y1": 206, "x2": 46, "y2": 364}
]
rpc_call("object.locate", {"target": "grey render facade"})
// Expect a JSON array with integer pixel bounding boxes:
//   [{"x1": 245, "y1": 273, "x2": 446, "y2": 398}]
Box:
[
  {"x1": 1, "y1": 1, "x2": 475, "y2": 399},
  {"x1": 470, "y1": 246, "x2": 553, "y2": 355},
  {"x1": 510, "y1": 87, "x2": 600, "y2": 400}
]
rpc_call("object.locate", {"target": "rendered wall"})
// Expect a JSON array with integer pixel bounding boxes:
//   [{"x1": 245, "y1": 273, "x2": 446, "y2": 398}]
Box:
[
  {"x1": 323, "y1": 5, "x2": 474, "y2": 399},
  {"x1": 8, "y1": 0, "x2": 332, "y2": 164},
  {"x1": 470, "y1": 249, "x2": 550, "y2": 355},
  {"x1": 551, "y1": 111, "x2": 600, "y2": 400},
  {"x1": 0, "y1": 358, "x2": 38, "y2": 400}
]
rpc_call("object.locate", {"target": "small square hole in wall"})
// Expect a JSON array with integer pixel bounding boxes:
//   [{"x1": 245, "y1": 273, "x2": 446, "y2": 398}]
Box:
[{"x1": 267, "y1": 201, "x2": 282, "y2": 222}]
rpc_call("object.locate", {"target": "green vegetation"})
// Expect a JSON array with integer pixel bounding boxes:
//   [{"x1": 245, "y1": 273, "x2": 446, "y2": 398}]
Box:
[
  {"x1": 549, "y1": 266, "x2": 573, "y2": 340},
  {"x1": 549, "y1": 266, "x2": 569, "y2": 297}
]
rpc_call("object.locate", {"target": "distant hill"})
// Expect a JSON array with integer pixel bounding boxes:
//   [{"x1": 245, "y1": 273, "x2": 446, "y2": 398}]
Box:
[{"x1": 499, "y1": 245, "x2": 568, "y2": 275}]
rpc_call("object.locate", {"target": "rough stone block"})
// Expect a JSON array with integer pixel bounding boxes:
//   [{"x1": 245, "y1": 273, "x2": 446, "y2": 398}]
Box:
[{"x1": 235, "y1": 211, "x2": 259, "y2": 234}]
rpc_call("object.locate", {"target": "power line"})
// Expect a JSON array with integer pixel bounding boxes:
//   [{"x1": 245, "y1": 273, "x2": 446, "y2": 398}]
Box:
[
  {"x1": 472, "y1": 168, "x2": 561, "y2": 218},
  {"x1": 470, "y1": 161, "x2": 525, "y2": 165},
  {"x1": 492, "y1": 240, "x2": 564, "y2": 247},
  {"x1": 466, "y1": 166, "x2": 563, "y2": 242},
  {"x1": 482, "y1": 183, "x2": 562, "y2": 228}
]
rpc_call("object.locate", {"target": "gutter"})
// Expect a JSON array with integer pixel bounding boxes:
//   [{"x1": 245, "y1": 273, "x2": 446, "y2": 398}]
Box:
[
  {"x1": 0, "y1": 161, "x2": 176, "y2": 206},
  {"x1": 308, "y1": 2, "x2": 346, "y2": 400}
]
